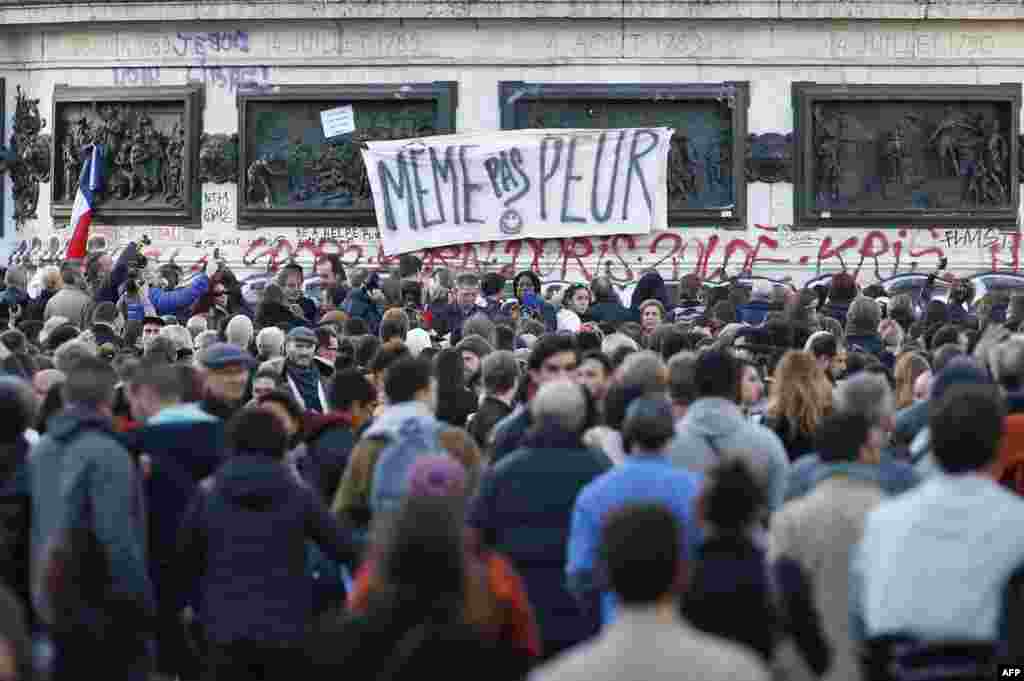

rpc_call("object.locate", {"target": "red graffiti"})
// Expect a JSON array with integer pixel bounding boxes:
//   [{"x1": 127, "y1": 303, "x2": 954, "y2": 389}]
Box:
[{"x1": 21, "y1": 223, "x2": 1024, "y2": 287}]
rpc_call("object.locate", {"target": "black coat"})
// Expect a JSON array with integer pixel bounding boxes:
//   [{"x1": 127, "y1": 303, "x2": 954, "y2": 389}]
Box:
[
  {"x1": 469, "y1": 396, "x2": 513, "y2": 451},
  {"x1": 436, "y1": 388, "x2": 478, "y2": 429},
  {"x1": 682, "y1": 534, "x2": 831, "y2": 675}
]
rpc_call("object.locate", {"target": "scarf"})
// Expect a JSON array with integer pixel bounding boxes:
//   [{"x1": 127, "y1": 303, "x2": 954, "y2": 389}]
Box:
[{"x1": 287, "y1": 361, "x2": 324, "y2": 413}]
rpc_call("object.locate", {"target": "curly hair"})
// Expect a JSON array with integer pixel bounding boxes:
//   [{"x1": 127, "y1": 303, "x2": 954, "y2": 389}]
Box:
[{"x1": 766, "y1": 350, "x2": 832, "y2": 437}]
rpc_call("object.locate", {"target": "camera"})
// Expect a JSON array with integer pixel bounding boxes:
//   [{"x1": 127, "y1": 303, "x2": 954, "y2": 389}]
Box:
[{"x1": 125, "y1": 268, "x2": 142, "y2": 295}]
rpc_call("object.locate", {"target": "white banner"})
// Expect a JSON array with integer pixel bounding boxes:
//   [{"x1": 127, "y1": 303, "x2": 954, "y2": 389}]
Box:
[{"x1": 362, "y1": 127, "x2": 674, "y2": 256}]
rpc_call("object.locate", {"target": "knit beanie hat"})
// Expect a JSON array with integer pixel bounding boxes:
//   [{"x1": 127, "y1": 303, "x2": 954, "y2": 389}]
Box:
[{"x1": 407, "y1": 455, "x2": 467, "y2": 499}]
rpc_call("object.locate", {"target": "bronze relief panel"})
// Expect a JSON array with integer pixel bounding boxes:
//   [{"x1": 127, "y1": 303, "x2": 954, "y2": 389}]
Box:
[
  {"x1": 793, "y1": 83, "x2": 1020, "y2": 229},
  {"x1": 50, "y1": 85, "x2": 202, "y2": 225}
]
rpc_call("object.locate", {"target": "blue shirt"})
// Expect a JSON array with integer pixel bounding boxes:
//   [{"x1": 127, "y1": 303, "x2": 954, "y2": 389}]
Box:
[{"x1": 567, "y1": 454, "x2": 702, "y2": 625}]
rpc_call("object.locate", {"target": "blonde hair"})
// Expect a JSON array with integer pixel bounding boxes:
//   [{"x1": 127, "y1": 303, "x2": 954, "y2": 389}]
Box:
[
  {"x1": 767, "y1": 350, "x2": 832, "y2": 436},
  {"x1": 893, "y1": 352, "x2": 930, "y2": 410}
]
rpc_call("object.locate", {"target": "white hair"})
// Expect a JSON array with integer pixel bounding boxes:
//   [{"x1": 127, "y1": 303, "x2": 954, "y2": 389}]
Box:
[
  {"x1": 530, "y1": 380, "x2": 587, "y2": 434},
  {"x1": 601, "y1": 332, "x2": 638, "y2": 357},
  {"x1": 186, "y1": 315, "x2": 208, "y2": 339},
  {"x1": 225, "y1": 315, "x2": 254, "y2": 348},
  {"x1": 256, "y1": 326, "x2": 285, "y2": 356},
  {"x1": 160, "y1": 325, "x2": 193, "y2": 354}
]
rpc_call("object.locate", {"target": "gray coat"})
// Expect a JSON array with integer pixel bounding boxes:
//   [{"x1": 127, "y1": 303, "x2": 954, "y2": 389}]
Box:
[
  {"x1": 769, "y1": 477, "x2": 885, "y2": 681},
  {"x1": 668, "y1": 397, "x2": 791, "y2": 511},
  {"x1": 531, "y1": 607, "x2": 768, "y2": 681},
  {"x1": 29, "y1": 407, "x2": 153, "y2": 624}
]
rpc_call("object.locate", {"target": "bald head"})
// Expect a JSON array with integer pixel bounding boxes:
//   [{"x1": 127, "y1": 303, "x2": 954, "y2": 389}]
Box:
[
  {"x1": 256, "y1": 326, "x2": 285, "y2": 360},
  {"x1": 226, "y1": 315, "x2": 254, "y2": 348},
  {"x1": 530, "y1": 380, "x2": 587, "y2": 434}
]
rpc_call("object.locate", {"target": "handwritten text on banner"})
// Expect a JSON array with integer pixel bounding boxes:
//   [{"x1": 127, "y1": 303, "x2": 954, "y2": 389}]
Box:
[{"x1": 362, "y1": 127, "x2": 674, "y2": 256}]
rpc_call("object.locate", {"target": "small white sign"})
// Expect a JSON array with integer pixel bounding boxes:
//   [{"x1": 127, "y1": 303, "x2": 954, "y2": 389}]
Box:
[{"x1": 320, "y1": 105, "x2": 355, "y2": 138}]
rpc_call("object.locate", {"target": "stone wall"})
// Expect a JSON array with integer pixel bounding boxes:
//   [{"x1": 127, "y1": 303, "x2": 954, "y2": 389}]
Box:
[{"x1": 3, "y1": 1, "x2": 1024, "y2": 286}]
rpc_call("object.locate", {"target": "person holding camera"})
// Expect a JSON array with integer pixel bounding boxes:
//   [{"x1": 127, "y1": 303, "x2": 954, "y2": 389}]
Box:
[
  {"x1": 148, "y1": 259, "x2": 211, "y2": 322},
  {"x1": 342, "y1": 268, "x2": 386, "y2": 336}
]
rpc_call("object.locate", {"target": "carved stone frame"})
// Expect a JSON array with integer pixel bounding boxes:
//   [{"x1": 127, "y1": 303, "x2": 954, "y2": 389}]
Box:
[
  {"x1": 792, "y1": 82, "x2": 1021, "y2": 230},
  {"x1": 236, "y1": 82, "x2": 457, "y2": 229},
  {"x1": 50, "y1": 85, "x2": 202, "y2": 226},
  {"x1": 1, "y1": 78, "x2": 5, "y2": 238},
  {"x1": 498, "y1": 81, "x2": 749, "y2": 230}
]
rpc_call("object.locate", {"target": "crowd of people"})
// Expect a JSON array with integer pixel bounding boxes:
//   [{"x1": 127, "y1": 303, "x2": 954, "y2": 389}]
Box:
[{"x1": 0, "y1": 241, "x2": 1021, "y2": 681}]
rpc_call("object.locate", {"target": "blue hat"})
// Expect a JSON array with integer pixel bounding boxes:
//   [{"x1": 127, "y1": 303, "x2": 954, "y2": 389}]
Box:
[
  {"x1": 200, "y1": 343, "x2": 256, "y2": 370},
  {"x1": 287, "y1": 326, "x2": 317, "y2": 344}
]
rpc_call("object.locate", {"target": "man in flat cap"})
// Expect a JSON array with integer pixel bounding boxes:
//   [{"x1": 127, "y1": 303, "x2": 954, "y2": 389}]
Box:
[{"x1": 260, "y1": 327, "x2": 330, "y2": 413}]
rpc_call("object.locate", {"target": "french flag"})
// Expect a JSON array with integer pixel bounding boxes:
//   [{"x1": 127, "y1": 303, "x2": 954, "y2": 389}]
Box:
[{"x1": 66, "y1": 144, "x2": 105, "y2": 260}]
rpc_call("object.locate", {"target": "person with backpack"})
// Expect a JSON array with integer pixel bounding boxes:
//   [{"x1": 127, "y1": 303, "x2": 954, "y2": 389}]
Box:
[{"x1": 364, "y1": 356, "x2": 444, "y2": 517}]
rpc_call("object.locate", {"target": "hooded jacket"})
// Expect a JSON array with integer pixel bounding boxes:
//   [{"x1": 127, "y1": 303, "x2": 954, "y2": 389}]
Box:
[
  {"x1": 668, "y1": 397, "x2": 790, "y2": 511},
  {"x1": 176, "y1": 453, "x2": 357, "y2": 645},
  {"x1": 29, "y1": 407, "x2": 154, "y2": 624},
  {"x1": 303, "y1": 411, "x2": 362, "y2": 502},
  {"x1": 118, "y1": 405, "x2": 225, "y2": 614}
]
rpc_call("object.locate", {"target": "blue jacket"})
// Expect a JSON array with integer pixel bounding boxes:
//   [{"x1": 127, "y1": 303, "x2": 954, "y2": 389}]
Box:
[
  {"x1": 587, "y1": 300, "x2": 636, "y2": 326},
  {"x1": 567, "y1": 453, "x2": 702, "y2": 624},
  {"x1": 176, "y1": 453, "x2": 357, "y2": 645},
  {"x1": 469, "y1": 433, "x2": 612, "y2": 657},
  {"x1": 29, "y1": 407, "x2": 154, "y2": 623},
  {"x1": 342, "y1": 288, "x2": 383, "y2": 336},
  {"x1": 148, "y1": 273, "x2": 210, "y2": 318},
  {"x1": 118, "y1": 405, "x2": 225, "y2": 613},
  {"x1": 738, "y1": 300, "x2": 775, "y2": 325}
]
